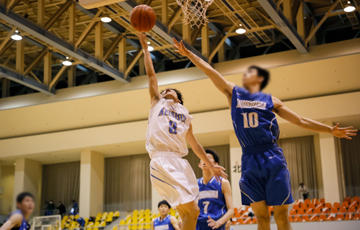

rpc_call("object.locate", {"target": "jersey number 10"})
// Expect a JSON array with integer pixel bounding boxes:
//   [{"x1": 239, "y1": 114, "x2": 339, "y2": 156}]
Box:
[{"x1": 242, "y1": 112, "x2": 259, "y2": 128}]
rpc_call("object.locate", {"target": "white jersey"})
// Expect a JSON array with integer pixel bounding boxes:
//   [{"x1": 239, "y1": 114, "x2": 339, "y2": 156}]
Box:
[{"x1": 146, "y1": 98, "x2": 192, "y2": 158}]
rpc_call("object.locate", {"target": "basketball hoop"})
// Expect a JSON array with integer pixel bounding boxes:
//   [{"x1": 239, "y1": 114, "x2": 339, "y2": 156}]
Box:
[{"x1": 176, "y1": 0, "x2": 214, "y2": 28}]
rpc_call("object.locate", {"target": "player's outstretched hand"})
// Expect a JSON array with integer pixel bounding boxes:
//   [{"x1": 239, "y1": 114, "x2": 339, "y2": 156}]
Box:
[
  {"x1": 137, "y1": 32, "x2": 148, "y2": 49},
  {"x1": 173, "y1": 38, "x2": 189, "y2": 56},
  {"x1": 210, "y1": 164, "x2": 228, "y2": 181},
  {"x1": 207, "y1": 216, "x2": 221, "y2": 229},
  {"x1": 331, "y1": 123, "x2": 358, "y2": 140}
]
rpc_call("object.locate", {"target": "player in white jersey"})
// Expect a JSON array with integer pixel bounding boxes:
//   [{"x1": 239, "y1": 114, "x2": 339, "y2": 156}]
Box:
[{"x1": 138, "y1": 33, "x2": 227, "y2": 230}]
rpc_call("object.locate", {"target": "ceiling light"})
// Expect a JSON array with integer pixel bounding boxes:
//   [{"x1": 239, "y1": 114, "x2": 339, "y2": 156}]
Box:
[
  {"x1": 11, "y1": 30, "x2": 22, "y2": 41},
  {"x1": 344, "y1": 1, "x2": 356, "y2": 12},
  {"x1": 100, "y1": 16, "x2": 112, "y2": 23},
  {"x1": 235, "y1": 25, "x2": 246, "y2": 35},
  {"x1": 147, "y1": 41, "x2": 151, "y2": 45},
  {"x1": 148, "y1": 46, "x2": 154, "y2": 52},
  {"x1": 62, "y1": 57, "x2": 73, "y2": 66}
]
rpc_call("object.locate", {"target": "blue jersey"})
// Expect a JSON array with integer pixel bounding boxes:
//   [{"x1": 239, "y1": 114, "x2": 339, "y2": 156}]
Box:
[
  {"x1": 8, "y1": 210, "x2": 29, "y2": 230},
  {"x1": 197, "y1": 177, "x2": 227, "y2": 222},
  {"x1": 153, "y1": 215, "x2": 175, "y2": 230},
  {"x1": 231, "y1": 86, "x2": 279, "y2": 149}
]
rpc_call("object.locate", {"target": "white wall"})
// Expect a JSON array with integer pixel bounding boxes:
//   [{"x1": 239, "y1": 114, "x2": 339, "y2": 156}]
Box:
[{"x1": 231, "y1": 221, "x2": 360, "y2": 230}]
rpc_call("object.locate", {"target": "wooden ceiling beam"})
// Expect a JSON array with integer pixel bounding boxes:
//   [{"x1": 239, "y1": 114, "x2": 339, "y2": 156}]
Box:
[
  {"x1": 125, "y1": 50, "x2": 142, "y2": 78},
  {"x1": 305, "y1": 0, "x2": 340, "y2": 45},
  {"x1": 75, "y1": 9, "x2": 103, "y2": 49},
  {"x1": 208, "y1": 25, "x2": 236, "y2": 63},
  {"x1": 103, "y1": 34, "x2": 123, "y2": 61},
  {"x1": 44, "y1": 0, "x2": 72, "y2": 30},
  {"x1": 24, "y1": 48, "x2": 48, "y2": 76},
  {"x1": 0, "y1": 27, "x2": 15, "y2": 53}
]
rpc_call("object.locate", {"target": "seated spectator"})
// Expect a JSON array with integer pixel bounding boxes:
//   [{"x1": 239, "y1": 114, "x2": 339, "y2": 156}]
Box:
[
  {"x1": 298, "y1": 182, "x2": 309, "y2": 200},
  {"x1": 70, "y1": 200, "x2": 79, "y2": 215},
  {"x1": 45, "y1": 200, "x2": 55, "y2": 216},
  {"x1": 76, "y1": 217, "x2": 85, "y2": 228},
  {"x1": 57, "y1": 202, "x2": 66, "y2": 217}
]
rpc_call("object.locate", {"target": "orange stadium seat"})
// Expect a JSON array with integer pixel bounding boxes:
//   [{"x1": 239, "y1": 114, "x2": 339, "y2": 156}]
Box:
[
  {"x1": 289, "y1": 208, "x2": 297, "y2": 215},
  {"x1": 342, "y1": 201, "x2": 349, "y2": 208},
  {"x1": 336, "y1": 213, "x2": 345, "y2": 221},
  {"x1": 302, "y1": 214, "x2": 310, "y2": 222},
  {"x1": 297, "y1": 208, "x2": 306, "y2": 215},
  {"x1": 327, "y1": 213, "x2": 336, "y2": 221},
  {"x1": 333, "y1": 202, "x2": 341, "y2": 209},
  {"x1": 242, "y1": 217, "x2": 252, "y2": 224},
  {"x1": 323, "y1": 202, "x2": 332, "y2": 213},
  {"x1": 288, "y1": 215, "x2": 294, "y2": 222},
  {"x1": 349, "y1": 200, "x2": 358, "y2": 209},
  {"x1": 348, "y1": 205, "x2": 356, "y2": 213},
  {"x1": 319, "y1": 213, "x2": 327, "y2": 221},
  {"x1": 294, "y1": 215, "x2": 302, "y2": 222},
  {"x1": 304, "y1": 199, "x2": 311, "y2": 208},
  {"x1": 339, "y1": 206, "x2": 347, "y2": 214},
  {"x1": 309, "y1": 214, "x2": 319, "y2": 222},
  {"x1": 305, "y1": 207, "x2": 314, "y2": 215},
  {"x1": 312, "y1": 198, "x2": 320, "y2": 206}
]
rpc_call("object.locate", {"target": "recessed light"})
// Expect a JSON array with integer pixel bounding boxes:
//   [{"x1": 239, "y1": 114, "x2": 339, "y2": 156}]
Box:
[
  {"x1": 100, "y1": 16, "x2": 112, "y2": 23},
  {"x1": 235, "y1": 27, "x2": 246, "y2": 35},
  {"x1": 62, "y1": 57, "x2": 73, "y2": 66},
  {"x1": 11, "y1": 30, "x2": 22, "y2": 41},
  {"x1": 344, "y1": 1, "x2": 356, "y2": 13}
]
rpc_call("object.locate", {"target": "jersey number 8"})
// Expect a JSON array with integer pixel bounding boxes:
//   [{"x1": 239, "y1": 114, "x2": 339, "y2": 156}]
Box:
[
  {"x1": 169, "y1": 120, "x2": 177, "y2": 134},
  {"x1": 242, "y1": 112, "x2": 259, "y2": 128}
]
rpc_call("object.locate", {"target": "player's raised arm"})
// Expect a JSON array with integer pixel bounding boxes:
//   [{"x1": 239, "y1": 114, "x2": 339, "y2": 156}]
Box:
[
  {"x1": 0, "y1": 213, "x2": 22, "y2": 230},
  {"x1": 170, "y1": 216, "x2": 181, "y2": 230},
  {"x1": 207, "y1": 179, "x2": 234, "y2": 229},
  {"x1": 272, "y1": 96, "x2": 358, "y2": 139},
  {"x1": 173, "y1": 38, "x2": 235, "y2": 101},
  {"x1": 186, "y1": 123, "x2": 228, "y2": 180},
  {"x1": 138, "y1": 33, "x2": 160, "y2": 105}
]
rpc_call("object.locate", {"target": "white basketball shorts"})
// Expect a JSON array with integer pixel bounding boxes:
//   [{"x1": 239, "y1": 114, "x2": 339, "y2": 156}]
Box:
[{"x1": 150, "y1": 152, "x2": 199, "y2": 207}]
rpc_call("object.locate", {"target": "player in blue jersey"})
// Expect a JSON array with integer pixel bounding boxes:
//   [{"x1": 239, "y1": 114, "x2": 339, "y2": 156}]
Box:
[
  {"x1": 197, "y1": 150, "x2": 234, "y2": 230},
  {"x1": 152, "y1": 200, "x2": 180, "y2": 230},
  {"x1": 0, "y1": 192, "x2": 35, "y2": 230},
  {"x1": 173, "y1": 39, "x2": 358, "y2": 230}
]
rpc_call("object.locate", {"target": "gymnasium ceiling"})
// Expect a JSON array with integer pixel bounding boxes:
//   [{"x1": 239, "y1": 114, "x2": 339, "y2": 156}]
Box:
[{"x1": 0, "y1": 0, "x2": 359, "y2": 98}]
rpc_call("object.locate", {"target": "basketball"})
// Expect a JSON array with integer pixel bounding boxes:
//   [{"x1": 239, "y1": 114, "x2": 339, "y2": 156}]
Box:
[{"x1": 130, "y1": 4, "x2": 157, "y2": 32}]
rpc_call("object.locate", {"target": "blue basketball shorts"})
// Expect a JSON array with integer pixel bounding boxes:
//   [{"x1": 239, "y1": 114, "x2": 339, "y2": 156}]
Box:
[
  {"x1": 239, "y1": 144, "x2": 294, "y2": 206},
  {"x1": 196, "y1": 220, "x2": 225, "y2": 230}
]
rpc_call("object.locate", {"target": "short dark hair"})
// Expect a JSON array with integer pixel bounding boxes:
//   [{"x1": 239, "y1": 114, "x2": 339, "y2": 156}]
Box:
[
  {"x1": 16, "y1": 192, "x2": 34, "y2": 203},
  {"x1": 161, "y1": 88, "x2": 183, "y2": 105},
  {"x1": 248, "y1": 65, "x2": 270, "y2": 90},
  {"x1": 205, "y1": 149, "x2": 220, "y2": 164},
  {"x1": 158, "y1": 200, "x2": 171, "y2": 209}
]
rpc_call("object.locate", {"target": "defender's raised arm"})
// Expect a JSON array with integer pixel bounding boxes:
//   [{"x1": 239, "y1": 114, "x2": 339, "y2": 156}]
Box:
[
  {"x1": 272, "y1": 96, "x2": 358, "y2": 139},
  {"x1": 138, "y1": 33, "x2": 160, "y2": 104},
  {"x1": 173, "y1": 38, "x2": 235, "y2": 101}
]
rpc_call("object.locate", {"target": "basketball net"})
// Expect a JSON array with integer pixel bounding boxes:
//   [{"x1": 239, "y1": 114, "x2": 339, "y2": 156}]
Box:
[{"x1": 176, "y1": 0, "x2": 214, "y2": 28}]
